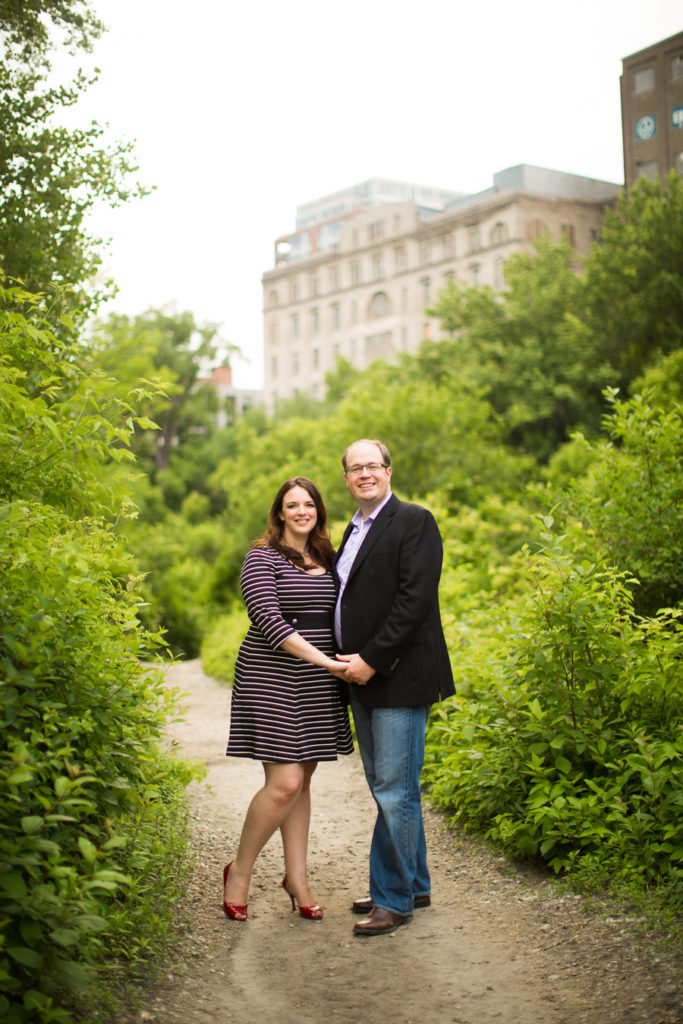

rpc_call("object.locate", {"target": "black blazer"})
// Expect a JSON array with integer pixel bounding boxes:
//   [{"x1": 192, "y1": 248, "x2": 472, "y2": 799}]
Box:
[{"x1": 335, "y1": 494, "x2": 455, "y2": 708}]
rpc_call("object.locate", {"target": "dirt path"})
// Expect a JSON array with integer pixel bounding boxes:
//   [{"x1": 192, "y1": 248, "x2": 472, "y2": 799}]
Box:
[{"x1": 127, "y1": 660, "x2": 682, "y2": 1024}]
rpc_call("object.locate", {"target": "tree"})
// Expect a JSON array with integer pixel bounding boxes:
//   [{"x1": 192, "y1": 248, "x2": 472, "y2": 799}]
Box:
[
  {"x1": 0, "y1": 2, "x2": 147, "y2": 314},
  {"x1": 583, "y1": 172, "x2": 683, "y2": 387},
  {"x1": 0, "y1": 0, "x2": 103, "y2": 64},
  {"x1": 90, "y1": 309, "x2": 228, "y2": 477},
  {"x1": 427, "y1": 236, "x2": 616, "y2": 460}
]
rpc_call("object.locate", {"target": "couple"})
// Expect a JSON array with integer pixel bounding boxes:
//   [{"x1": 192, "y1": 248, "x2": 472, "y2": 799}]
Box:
[{"x1": 224, "y1": 439, "x2": 454, "y2": 936}]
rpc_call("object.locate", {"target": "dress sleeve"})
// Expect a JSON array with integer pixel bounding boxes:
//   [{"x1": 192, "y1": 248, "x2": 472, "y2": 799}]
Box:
[{"x1": 240, "y1": 547, "x2": 296, "y2": 650}]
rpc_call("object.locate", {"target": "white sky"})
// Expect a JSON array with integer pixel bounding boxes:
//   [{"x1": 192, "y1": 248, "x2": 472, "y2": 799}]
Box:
[{"x1": 61, "y1": 0, "x2": 682, "y2": 388}]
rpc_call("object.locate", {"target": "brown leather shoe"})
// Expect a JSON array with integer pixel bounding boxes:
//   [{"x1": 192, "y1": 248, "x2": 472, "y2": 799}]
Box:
[
  {"x1": 352, "y1": 894, "x2": 431, "y2": 915},
  {"x1": 353, "y1": 906, "x2": 412, "y2": 936}
]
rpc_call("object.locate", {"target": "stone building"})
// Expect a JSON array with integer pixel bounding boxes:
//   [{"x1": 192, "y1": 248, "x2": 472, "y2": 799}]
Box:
[{"x1": 261, "y1": 167, "x2": 618, "y2": 410}]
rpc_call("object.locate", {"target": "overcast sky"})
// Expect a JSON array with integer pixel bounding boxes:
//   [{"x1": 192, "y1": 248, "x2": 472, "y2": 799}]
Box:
[{"x1": 63, "y1": 1, "x2": 682, "y2": 388}]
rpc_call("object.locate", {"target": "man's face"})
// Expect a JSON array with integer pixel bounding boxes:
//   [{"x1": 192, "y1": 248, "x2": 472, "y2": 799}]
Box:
[{"x1": 344, "y1": 442, "x2": 392, "y2": 511}]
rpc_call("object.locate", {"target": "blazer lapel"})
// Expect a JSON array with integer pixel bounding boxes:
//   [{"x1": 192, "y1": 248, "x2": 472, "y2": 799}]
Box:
[{"x1": 345, "y1": 494, "x2": 397, "y2": 581}]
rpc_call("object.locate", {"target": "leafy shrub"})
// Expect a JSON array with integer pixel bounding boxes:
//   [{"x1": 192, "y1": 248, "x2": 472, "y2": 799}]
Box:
[
  {"x1": 0, "y1": 283, "x2": 198, "y2": 1022},
  {"x1": 425, "y1": 534, "x2": 683, "y2": 889},
  {"x1": 564, "y1": 389, "x2": 683, "y2": 615},
  {"x1": 200, "y1": 608, "x2": 250, "y2": 683}
]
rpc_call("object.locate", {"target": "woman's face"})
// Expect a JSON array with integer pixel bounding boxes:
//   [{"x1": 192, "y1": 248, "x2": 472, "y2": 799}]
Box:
[{"x1": 279, "y1": 485, "x2": 318, "y2": 546}]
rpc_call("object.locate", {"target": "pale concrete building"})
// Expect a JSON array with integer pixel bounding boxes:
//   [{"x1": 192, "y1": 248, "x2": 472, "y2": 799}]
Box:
[{"x1": 262, "y1": 167, "x2": 619, "y2": 410}]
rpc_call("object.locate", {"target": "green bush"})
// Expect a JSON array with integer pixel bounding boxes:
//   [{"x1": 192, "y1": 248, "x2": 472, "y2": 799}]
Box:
[
  {"x1": 0, "y1": 283, "x2": 198, "y2": 1022},
  {"x1": 200, "y1": 607, "x2": 250, "y2": 683},
  {"x1": 425, "y1": 533, "x2": 683, "y2": 889},
  {"x1": 563, "y1": 389, "x2": 683, "y2": 616}
]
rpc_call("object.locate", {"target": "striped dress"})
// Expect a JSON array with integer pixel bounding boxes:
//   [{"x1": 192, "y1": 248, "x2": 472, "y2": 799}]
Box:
[{"x1": 226, "y1": 545, "x2": 354, "y2": 762}]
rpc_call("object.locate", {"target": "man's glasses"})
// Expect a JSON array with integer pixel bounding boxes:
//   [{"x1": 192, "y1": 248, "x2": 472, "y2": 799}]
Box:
[{"x1": 346, "y1": 462, "x2": 387, "y2": 475}]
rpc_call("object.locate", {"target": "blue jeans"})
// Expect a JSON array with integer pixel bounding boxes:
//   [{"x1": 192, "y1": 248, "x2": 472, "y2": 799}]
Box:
[{"x1": 349, "y1": 692, "x2": 431, "y2": 916}]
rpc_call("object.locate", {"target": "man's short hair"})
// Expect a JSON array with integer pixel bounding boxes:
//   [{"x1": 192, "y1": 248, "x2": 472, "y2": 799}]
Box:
[{"x1": 342, "y1": 439, "x2": 391, "y2": 471}]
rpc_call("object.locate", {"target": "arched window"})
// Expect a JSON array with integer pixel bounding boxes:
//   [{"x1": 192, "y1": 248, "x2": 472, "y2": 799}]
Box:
[
  {"x1": 368, "y1": 291, "x2": 391, "y2": 319},
  {"x1": 491, "y1": 222, "x2": 508, "y2": 245}
]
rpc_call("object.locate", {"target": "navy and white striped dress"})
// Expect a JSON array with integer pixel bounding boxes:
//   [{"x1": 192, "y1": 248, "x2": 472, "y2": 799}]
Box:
[{"x1": 226, "y1": 545, "x2": 354, "y2": 762}]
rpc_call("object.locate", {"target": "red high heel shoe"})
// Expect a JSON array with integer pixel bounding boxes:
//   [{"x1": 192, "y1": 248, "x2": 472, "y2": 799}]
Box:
[
  {"x1": 282, "y1": 875, "x2": 323, "y2": 920},
  {"x1": 223, "y1": 862, "x2": 248, "y2": 921}
]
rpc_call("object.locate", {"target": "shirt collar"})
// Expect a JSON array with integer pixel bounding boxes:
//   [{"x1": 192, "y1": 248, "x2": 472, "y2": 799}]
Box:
[{"x1": 351, "y1": 489, "x2": 392, "y2": 527}]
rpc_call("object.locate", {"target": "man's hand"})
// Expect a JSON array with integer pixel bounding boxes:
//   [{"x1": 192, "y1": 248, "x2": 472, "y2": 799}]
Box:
[{"x1": 336, "y1": 653, "x2": 376, "y2": 686}]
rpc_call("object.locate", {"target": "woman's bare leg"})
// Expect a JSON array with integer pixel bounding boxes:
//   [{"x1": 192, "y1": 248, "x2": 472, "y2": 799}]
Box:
[
  {"x1": 280, "y1": 762, "x2": 318, "y2": 906},
  {"x1": 224, "y1": 762, "x2": 305, "y2": 905}
]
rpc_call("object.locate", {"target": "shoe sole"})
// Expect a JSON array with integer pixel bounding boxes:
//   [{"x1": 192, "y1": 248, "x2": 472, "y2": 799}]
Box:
[
  {"x1": 353, "y1": 915, "x2": 412, "y2": 936},
  {"x1": 351, "y1": 895, "x2": 431, "y2": 915}
]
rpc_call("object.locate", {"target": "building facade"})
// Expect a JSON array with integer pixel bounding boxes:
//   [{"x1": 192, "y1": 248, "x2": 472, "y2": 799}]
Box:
[
  {"x1": 621, "y1": 30, "x2": 683, "y2": 189},
  {"x1": 261, "y1": 167, "x2": 618, "y2": 410}
]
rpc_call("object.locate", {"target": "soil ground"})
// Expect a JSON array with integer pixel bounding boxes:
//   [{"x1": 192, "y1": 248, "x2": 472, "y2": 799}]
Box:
[{"x1": 124, "y1": 660, "x2": 682, "y2": 1024}]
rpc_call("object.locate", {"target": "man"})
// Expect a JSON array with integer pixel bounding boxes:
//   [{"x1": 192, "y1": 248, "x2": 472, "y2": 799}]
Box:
[{"x1": 335, "y1": 439, "x2": 455, "y2": 936}]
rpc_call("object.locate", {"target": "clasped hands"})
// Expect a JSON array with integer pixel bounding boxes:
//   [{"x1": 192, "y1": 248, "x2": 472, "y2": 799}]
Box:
[{"x1": 329, "y1": 653, "x2": 375, "y2": 686}]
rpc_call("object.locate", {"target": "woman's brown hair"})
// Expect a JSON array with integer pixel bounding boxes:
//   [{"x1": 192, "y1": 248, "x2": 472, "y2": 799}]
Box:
[{"x1": 253, "y1": 476, "x2": 335, "y2": 570}]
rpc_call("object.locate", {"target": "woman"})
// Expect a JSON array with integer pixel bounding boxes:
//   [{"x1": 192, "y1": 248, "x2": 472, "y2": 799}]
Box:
[{"x1": 223, "y1": 476, "x2": 353, "y2": 922}]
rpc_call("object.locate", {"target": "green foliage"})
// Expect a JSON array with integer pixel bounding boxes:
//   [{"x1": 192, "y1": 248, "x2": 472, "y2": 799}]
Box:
[
  {"x1": 200, "y1": 607, "x2": 251, "y2": 683},
  {"x1": 0, "y1": 283, "x2": 197, "y2": 1021},
  {"x1": 90, "y1": 309, "x2": 233, "y2": 477},
  {"x1": 563, "y1": 389, "x2": 683, "y2": 615},
  {"x1": 0, "y1": 0, "x2": 103, "y2": 64},
  {"x1": 427, "y1": 236, "x2": 616, "y2": 459},
  {"x1": 584, "y1": 172, "x2": 683, "y2": 387},
  {"x1": 425, "y1": 534, "x2": 683, "y2": 887}
]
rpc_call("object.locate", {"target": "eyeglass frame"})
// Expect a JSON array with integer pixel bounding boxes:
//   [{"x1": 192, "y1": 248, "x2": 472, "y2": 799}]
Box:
[{"x1": 344, "y1": 462, "x2": 388, "y2": 476}]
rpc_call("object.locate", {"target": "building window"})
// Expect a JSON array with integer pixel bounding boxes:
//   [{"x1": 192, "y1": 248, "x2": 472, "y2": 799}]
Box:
[
  {"x1": 351, "y1": 300, "x2": 357, "y2": 324},
  {"x1": 444, "y1": 270, "x2": 455, "y2": 285},
  {"x1": 309, "y1": 275, "x2": 319, "y2": 297},
  {"x1": 494, "y1": 257, "x2": 505, "y2": 289},
  {"x1": 561, "y1": 223, "x2": 576, "y2": 247},
  {"x1": 368, "y1": 220, "x2": 384, "y2": 241},
  {"x1": 634, "y1": 66, "x2": 655, "y2": 93},
  {"x1": 352, "y1": 228, "x2": 359, "y2": 247},
  {"x1": 313, "y1": 348, "x2": 320, "y2": 370},
  {"x1": 331, "y1": 303, "x2": 340, "y2": 330},
  {"x1": 268, "y1": 322, "x2": 278, "y2": 343},
  {"x1": 442, "y1": 234, "x2": 455, "y2": 259},
  {"x1": 527, "y1": 219, "x2": 547, "y2": 241},
  {"x1": 393, "y1": 214, "x2": 401, "y2": 233},
  {"x1": 271, "y1": 356, "x2": 278, "y2": 379},
  {"x1": 292, "y1": 352, "x2": 300, "y2": 375},
  {"x1": 401, "y1": 326, "x2": 408, "y2": 350},
  {"x1": 401, "y1": 287, "x2": 408, "y2": 312},
  {"x1": 637, "y1": 159, "x2": 659, "y2": 181},
  {"x1": 419, "y1": 241, "x2": 431, "y2": 266},
  {"x1": 421, "y1": 277, "x2": 431, "y2": 306},
  {"x1": 372, "y1": 252, "x2": 384, "y2": 280},
  {"x1": 671, "y1": 54, "x2": 683, "y2": 80},
  {"x1": 311, "y1": 308, "x2": 319, "y2": 334},
  {"x1": 394, "y1": 246, "x2": 407, "y2": 272},
  {"x1": 349, "y1": 337, "x2": 357, "y2": 360},
  {"x1": 350, "y1": 260, "x2": 361, "y2": 285},
  {"x1": 491, "y1": 222, "x2": 507, "y2": 245},
  {"x1": 468, "y1": 226, "x2": 480, "y2": 252},
  {"x1": 329, "y1": 265, "x2": 340, "y2": 291},
  {"x1": 469, "y1": 263, "x2": 480, "y2": 286},
  {"x1": 673, "y1": 152, "x2": 683, "y2": 174},
  {"x1": 269, "y1": 289, "x2": 278, "y2": 307},
  {"x1": 369, "y1": 291, "x2": 390, "y2": 319},
  {"x1": 291, "y1": 315, "x2": 299, "y2": 340},
  {"x1": 289, "y1": 280, "x2": 298, "y2": 302}
]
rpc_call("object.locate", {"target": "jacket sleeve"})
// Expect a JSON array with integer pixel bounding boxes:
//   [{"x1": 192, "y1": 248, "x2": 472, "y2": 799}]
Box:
[
  {"x1": 240, "y1": 547, "x2": 296, "y2": 650},
  {"x1": 360, "y1": 508, "x2": 443, "y2": 675}
]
